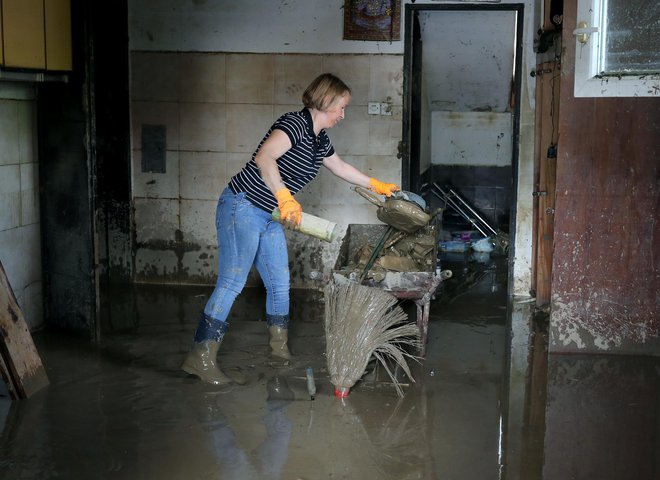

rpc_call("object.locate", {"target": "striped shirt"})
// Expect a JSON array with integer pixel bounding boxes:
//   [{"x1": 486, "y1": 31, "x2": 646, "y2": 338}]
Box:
[{"x1": 229, "y1": 108, "x2": 334, "y2": 212}]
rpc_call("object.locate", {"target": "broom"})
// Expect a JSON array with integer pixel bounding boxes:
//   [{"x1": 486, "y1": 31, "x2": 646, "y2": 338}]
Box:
[{"x1": 325, "y1": 282, "x2": 421, "y2": 397}]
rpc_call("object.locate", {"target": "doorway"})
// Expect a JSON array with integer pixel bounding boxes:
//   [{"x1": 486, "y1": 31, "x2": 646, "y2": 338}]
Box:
[{"x1": 402, "y1": 3, "x2": 524, "y2": 296}]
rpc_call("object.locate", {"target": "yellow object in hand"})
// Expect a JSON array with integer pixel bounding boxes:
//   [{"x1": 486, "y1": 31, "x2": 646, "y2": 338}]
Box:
[
  {"x1": 274, "y1": 188, "x2": 302, "y2": 228},
  {"x1": 369, "y1": 178, "x2": 400, "y2": 197}
]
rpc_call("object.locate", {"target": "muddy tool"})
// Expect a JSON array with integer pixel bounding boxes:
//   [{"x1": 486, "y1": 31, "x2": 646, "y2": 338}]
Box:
[
  {"x1": 354, "y1": 186, "x2": 431, "y2": 234},
  {"x1": 353, "y1": 186, "x2": 432, "y2": 282},
  {"x1": 324, "y1": 282, "x2": 421, "y2": 397},
  {"x1": 358, "y1": 225, "x2": 394, "y2": 283}
]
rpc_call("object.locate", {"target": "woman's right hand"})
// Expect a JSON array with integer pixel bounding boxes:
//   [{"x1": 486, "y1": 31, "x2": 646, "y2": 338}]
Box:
[{"x1": 275, "y1": 188, "x2": 302, "y2": 229}]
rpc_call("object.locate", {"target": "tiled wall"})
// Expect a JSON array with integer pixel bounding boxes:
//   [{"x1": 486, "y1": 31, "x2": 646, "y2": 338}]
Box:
[
  {"x1": 0, "y1": 83, "x2": 42, "y2": 329},
  {"x1": 130, "y1": 52, "x2": 403, "y2": 286}
]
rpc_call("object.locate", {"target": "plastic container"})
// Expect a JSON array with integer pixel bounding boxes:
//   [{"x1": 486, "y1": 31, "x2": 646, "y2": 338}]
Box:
[
  {"x1": 272, "y1": 209, "x2": 339, "y2": 243},
  {"x1": 453, "y1": 230, "x2": 479, "y2": 242},
  {"x1": 306, "y1": 367, "x2": 317, "y2": 400},
  {"x1": 439, "y1": 241, "x2": 469, "y2": 253},
  {"x1": 472, "y1": 237, "x2": 495, "y2": 253}
]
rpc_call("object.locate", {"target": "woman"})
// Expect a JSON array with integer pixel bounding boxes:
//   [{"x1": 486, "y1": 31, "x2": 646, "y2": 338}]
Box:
[{"x1": 182, "y1": 73, "x2": 400, "y2": 385}]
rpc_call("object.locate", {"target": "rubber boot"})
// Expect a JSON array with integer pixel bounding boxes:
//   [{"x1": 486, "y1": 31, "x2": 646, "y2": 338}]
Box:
[
  {"x1": 269, "y1": 326, "x2": 291, "y2": 360},
  {"x1": 181, "y1": 340, "x2": 232, "y2": 385}
]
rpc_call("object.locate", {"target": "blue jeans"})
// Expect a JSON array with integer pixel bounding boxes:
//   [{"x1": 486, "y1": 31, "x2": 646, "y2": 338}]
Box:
[{"x1": 194, "y1": 188, "x2": 290, "y2": 343}]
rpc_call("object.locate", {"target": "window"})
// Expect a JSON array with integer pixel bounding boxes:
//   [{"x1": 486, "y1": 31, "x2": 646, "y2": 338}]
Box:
[{"x1": 574, "y1": 0, "x2": 660, "y2": 97}]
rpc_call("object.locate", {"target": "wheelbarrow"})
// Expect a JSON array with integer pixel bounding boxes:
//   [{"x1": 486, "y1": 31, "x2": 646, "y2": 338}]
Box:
[{"x1": 330, "y1": 188, "x2": 452, "y2": 355}]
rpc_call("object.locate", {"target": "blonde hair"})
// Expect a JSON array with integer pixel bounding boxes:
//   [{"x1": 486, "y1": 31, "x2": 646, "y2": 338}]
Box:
[{"x1": 302, "y1": 73, "x2": 351, "y2": 112}]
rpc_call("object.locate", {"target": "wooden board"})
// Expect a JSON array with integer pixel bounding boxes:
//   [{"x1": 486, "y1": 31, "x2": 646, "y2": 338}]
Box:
[
  {"x1": 0, "y1": 260, "x2": 49, "y2": 399},
  {"x1": 533, "y1": 61, "x2": 560, "y2": 306}
]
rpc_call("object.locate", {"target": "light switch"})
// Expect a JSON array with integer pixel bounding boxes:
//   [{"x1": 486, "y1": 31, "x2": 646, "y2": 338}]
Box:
[{"x1": 368, "y1": 102, "x2": 380, "y2": 115}]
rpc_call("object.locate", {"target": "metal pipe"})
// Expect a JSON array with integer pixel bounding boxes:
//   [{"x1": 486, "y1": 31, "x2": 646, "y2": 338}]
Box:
[
  {"x1": 447, "y1": 187, "x2": 498, "y2": 236},
  {"x1": 430, "y1": 185, "x2": 489, "y2": 237},
  {"x1": 0, "y1": 69, "x2": 68, "y2": 83}
]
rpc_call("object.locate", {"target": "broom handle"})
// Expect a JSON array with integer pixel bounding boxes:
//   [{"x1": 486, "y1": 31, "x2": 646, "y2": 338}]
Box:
[{"x1": 359, "y1": 226, "x2": 394, "y2": 284}]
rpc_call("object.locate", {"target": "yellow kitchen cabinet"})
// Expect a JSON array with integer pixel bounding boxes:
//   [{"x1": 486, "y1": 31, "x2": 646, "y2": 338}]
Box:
[
  {"x1": 45, "y1": 0, "x2": 72, "y2": 71},
  {"x1": 0, "y1": 0, "x2": 72, "y2": 71},
  {"x1": 2, "y1": 0, "x2": 46, "y2": 69},
  {"x1": 0, "y1": 6, "x2": 4, "y2": 66}
]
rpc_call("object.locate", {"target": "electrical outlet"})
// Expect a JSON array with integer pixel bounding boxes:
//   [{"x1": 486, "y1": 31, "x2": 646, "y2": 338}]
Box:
[
  {"x1": 380, "y1": 103, "x2": 392, "y2": 116},
  {"x1": 368, "y1": 102, "x2": 380, "y2": 115}
]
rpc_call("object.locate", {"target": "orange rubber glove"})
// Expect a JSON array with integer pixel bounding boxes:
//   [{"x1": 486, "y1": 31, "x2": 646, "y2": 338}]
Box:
[
  {"x1": 274, "y1": 188, "x2": 302, "y2": 228},
  {"x1": 369, "y1": 177, "x2": 400, "y2": 197}
]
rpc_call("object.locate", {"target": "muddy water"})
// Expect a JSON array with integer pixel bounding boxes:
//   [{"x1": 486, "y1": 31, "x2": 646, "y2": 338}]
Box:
[{"x1": 1, "y1": 256, "x2": 658, "y2": 479}]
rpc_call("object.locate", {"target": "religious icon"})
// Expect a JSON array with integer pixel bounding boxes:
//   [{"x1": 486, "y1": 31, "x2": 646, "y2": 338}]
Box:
[{"x1": 343, "y1": 0, "x2": 401, "y2": 42}]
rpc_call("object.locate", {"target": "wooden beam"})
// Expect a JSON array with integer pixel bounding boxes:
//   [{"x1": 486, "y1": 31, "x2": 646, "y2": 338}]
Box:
[
  {"x1": 0, "y1": 260, "x2": 49, "y2": 399},
  {"x1": 533, "y1": 61, "x2": 560, "y2": 306}
]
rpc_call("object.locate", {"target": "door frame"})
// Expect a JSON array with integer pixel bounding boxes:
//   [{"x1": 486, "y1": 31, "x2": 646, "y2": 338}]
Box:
[{"x1": 402, "y1": 2, "x2": 525, "y2": 296}]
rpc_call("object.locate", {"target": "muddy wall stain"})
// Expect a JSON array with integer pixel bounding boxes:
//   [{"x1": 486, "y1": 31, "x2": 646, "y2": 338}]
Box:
[{"x1": 135, "y1": 224, "x2": 346, "y2": 289}]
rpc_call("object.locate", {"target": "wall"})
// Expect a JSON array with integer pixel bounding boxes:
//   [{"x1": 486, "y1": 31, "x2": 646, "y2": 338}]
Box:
[
  {"x1": 512, "y1": 75, "x2": 536, "y2": 297},
  {"x1": 94, "y1": 0, "x2": 132, "y2": 286},
  {"x1": 428, "y1": 112, "x2": 513, "y2": 231},
  {"x1": 128, "y1": 0, "x2": 538, "y2": 293},
  {"x1": 129, "y1": 0, "x2": 406, "y2": 54},
  {"x1": 130, "y1": 52, "x2": 402, "y2": 285},
  {"x1": 0, "y1": 82, "x2": 42, "y2": 330},
  {"x1": 431, "y1": 112, "x2": 512, "y2": 167},
  {"x1": 550, "y1": 0, "x2": 660, "y2": 354}
]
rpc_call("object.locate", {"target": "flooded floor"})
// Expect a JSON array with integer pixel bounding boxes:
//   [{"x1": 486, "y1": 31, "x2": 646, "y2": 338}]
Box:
[{"x1": 1, "y1": 255, "x2": 658, "y2": 479}]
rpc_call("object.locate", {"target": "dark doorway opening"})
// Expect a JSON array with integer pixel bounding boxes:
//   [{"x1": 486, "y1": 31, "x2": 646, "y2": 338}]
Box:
[{"x1": 402, "y1": 3, "x2": 524, "y2": 296}]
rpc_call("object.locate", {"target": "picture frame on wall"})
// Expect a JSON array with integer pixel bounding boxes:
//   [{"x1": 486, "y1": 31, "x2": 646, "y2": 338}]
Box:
[{"x1": 343, "y1": 0, "x2": 401, "y2": 42}]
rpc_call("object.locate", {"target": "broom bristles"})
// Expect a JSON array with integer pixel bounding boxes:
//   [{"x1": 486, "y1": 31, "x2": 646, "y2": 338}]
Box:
[{"x1": 325, "y1": 282, "x2": 421, "y2": 397}]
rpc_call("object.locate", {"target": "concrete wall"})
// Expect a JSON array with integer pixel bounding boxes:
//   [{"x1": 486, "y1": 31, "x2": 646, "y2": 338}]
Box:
[
  {"x1": 130, "y1": 52, "x2": 402, "y2": 285},
  {"x1": 427, "y1": 112, "x2": 514, "y2": 232},
  {"x1": 431, "y1": 112, "x2": 513, "y2": 167},
  {"x1": 512, "y1": 77, "x2": 536, "y2": 297},
  {"x1": 129, "y1": 0, "x2": 406, "y2": 54},
  {"x1": 0, "y1": 82, "x2": 42, "y2": 330}
]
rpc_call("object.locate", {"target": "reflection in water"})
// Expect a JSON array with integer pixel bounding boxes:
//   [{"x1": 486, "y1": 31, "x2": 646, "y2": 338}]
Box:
[
  {"x1": 255, "y1": 397, "x2": 293, "y2": 479},
  {"x1": 543, "y1": 354, "x2": 660, "y2": 480},
  {"x1": 191, "y1": 387, "x2": 293, "y2": 480},
  {"x1": 191, "y1": 392, "x2": 256, "y2": 480}
]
